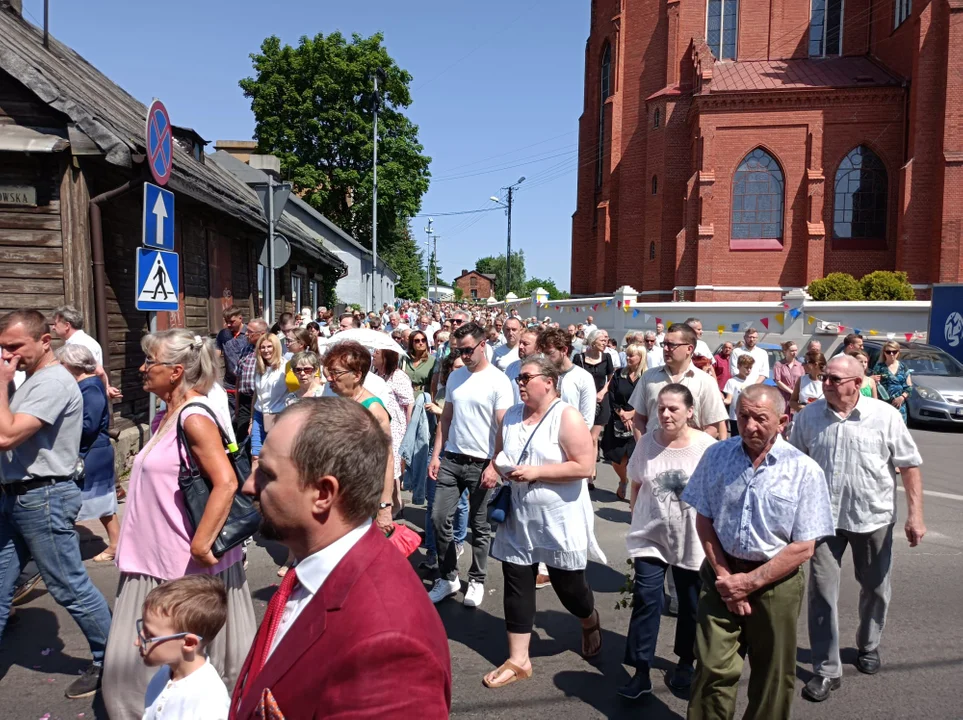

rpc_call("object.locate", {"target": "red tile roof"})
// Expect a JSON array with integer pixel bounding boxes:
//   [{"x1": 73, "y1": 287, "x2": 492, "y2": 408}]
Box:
[{"x1": 708, "y1": 56, "x2": 902, "y2": 93}]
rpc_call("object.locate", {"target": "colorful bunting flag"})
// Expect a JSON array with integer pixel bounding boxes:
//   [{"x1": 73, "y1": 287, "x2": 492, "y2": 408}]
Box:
[
  {"x1": 775, "y1": 312, "x2": 784, "y2": 324},
  {"x1": 904, "y1": 332, "x2": 913, "y2": 342},
  {"x1": 617, "y1": 300, "x2": 623, "y2": 307},
  {"x1": 717, "y1": 324, "x2": 725, "y2": 336},
  {"x1": 731, "y1": 323, "x2": 740, "y2": 332},
  {"x1": 632, "y1": 309, "x2": 640, "y2": 317},
  {"x1": 624, "y1": 304, "x2": 630, "y2": 313},
  {"x1": 655, "y1": 317, "x2": 662, "y2": 324},
  {"x1": 869, "y1": 329, "x2": 879, "y2": 336},
  {"x1": 887, "y1": 333, "x2": 896, "y2": 340},
  {"x1": 782, "y1": 303, "x2": 790, "y2": 309},
  {"x1": 790, "y1": 308, "x2": 802, "y2": 320},
  {"x1": 760, "y1": 318, "x2": 769, "y2": 330},
  {"x1": 854, "y1": 328, "x2": 861, "y2": 335},
  {"x1": 593, "y1": 304, "x2": 599, "y2": 311},
  {"x1": 838, "y1": 325, "x2": 846, "y2": 332}
]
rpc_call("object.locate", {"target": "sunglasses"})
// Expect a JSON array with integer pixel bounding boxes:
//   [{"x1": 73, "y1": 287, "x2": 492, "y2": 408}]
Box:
[
  {"x1": 136, "y1": 618, "x2": 201, "y2": 648},
  {"x1": 823, "y1": 374, "x2": 860, "y2": 386},
  {"x1": 293, "y1": 366, "x2": 316, "y2": 374},
  {"x1": 884, "y1": 350, "x2": 899, "y2": 355},
  {"x1": 451, "y1": 318, "x2": 466, "y2": 325},
  {"x1": 412, "y1": 338, "x2": 427, "y2": 344},
  {"x1": 455, "y1": 340, "x2": 483, "y2": 357},
  {"x1": 515, "y1": 373, "x2": 546, "y2": 385}
]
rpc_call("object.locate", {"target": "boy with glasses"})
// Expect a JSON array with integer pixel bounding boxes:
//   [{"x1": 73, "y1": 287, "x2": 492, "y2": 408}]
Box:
[
  {"x1": 427, "y1": 322, "x2": 514, "y2": 608},
  {"x1": 139, "y1": 575, "x2": 230, "y2": 719}
]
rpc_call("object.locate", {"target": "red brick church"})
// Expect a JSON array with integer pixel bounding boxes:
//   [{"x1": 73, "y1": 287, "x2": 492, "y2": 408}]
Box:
[{"x1": 571, "y1": 0, "x2": 963, "y2": 300}]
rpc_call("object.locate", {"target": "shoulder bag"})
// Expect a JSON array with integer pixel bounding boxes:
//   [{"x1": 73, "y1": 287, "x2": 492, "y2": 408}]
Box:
[
  {"x1": 176, "y1": 402, "x2": 261, "y2": 558},
  {"x1": 488, "y1": 401, "x2": 561, "y2": 524}
]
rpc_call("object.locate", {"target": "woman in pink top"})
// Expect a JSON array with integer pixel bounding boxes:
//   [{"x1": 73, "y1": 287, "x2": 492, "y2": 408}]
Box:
[
  {"x1": 102, "y1": 330, "x2": 256, "y2": 719},
  {"x1": 773, "y1": 340, "x2": 805, "y2": 406}
]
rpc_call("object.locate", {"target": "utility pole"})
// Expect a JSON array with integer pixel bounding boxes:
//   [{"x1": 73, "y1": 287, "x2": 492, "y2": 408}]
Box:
[
  {"x1": 431, "y1": 235, "x2": 439, "y2": 303},
  {"x1": 371, "y1": 68, "x2": 386, "y2": 312},
  {"x1": 424, "y1": 217, "x2": 435, "y2": 302},
  {"x1": 490, "y1": 176, "x2": 525, "y2": 299}
]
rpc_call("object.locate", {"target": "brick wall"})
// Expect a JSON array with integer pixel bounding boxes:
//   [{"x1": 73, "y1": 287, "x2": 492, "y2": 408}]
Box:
[{"x1": 455, "y1": 272, "x2": 494, "y2": 300}]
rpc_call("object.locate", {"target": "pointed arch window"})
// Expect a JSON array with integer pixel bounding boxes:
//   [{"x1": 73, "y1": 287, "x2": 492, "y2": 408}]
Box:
[
  {"x1": 833, "y1": 146, "x2": 887, "y2": 243},
  {"x1": 596, "y1": 42, "x2": 612, "y2": 189},
  {"x1": 731, "y1": 148, "x2": 784, "y2": 249}
]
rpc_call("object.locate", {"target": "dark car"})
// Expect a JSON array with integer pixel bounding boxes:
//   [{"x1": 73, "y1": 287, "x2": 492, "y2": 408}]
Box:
[{"x1": 832, "y1": 340, "x2": 963, "y2": 425}]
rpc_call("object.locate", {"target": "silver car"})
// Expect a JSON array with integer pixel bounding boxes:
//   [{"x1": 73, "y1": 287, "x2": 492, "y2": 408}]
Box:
[{"x1": 902, "y1": 346, "x2": 963, "y2": 425}]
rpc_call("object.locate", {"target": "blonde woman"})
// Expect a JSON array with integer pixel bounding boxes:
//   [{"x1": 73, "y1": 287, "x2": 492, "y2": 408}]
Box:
[
  {"x1": 103, "y1": 330, "x2": 255, "y2": 718},
  {"x1": 872, "y1": 341, "x2": 912, "y2": 423},
  {"x1": 249, "y1": 333, "x2": 288, "y2": 460}
]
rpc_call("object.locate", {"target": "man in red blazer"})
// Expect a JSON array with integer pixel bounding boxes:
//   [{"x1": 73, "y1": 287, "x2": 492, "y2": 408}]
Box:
[{"x1": 232, "y1": 397, "x2": 451, "y2": 720}]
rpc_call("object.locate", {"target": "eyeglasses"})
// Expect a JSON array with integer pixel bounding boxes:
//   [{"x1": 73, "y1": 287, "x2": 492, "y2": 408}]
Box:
[
  {"x1": 293, "y1": 366, "x2": 317, "y2": 375},
  {"x1": 662, "y1": 341, "x2": 691, "y2": 351},
  {"x1": 515, "y1": 373, "x2": 547, "y2": 385},
  {"x1": 143, "y1": 358, "x2": 176, "y2": 369},
  {"x1": 412, "y1": 338, "x2": 427, "y2": 344},
  {"x1": 884, "y1": 350, "x2": 899, "y2": 356},
  {"x1": 323, "y1": 368, "x2": 351, "y2": 381},
  {"x1": 451, "y1": 318, "x2": 466, "y2": 325},
  {"x1": 823, "y1": 374, "x2": 860, "y2": 386},
  {"x1": 136, "y1": 618, "x2": 201, "y2": 648},
  {"x1": 455, "y1": 340, "x2": 483, "y2": 357}
]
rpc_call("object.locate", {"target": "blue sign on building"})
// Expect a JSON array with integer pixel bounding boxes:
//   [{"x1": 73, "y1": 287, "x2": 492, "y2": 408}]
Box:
[
  {"x1": 928, "y1": 283, "x2": 963, "y2": 364},
  {"x1": 143, "y1": 183, "x2": 175, "y2": 250},
  {"x1": 135, "y1": 248, "x2": 179, "y2": 312}
]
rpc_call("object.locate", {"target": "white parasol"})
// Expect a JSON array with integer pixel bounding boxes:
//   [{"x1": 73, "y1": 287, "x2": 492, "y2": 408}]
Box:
[{"x1": 318, "y1": 328, "x2": 408, "y2": 357}]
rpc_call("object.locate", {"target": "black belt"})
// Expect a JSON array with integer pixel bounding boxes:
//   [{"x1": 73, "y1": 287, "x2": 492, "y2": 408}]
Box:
[
  {"x1": 723, "y1": 552, "x2": 767, "y2": 574},
  {"x1": 443, "y1": 451, "x2": 488, "y2": 465},
  {"x1": 2, "y1": 476, "x2": 74, "y2": 496}
]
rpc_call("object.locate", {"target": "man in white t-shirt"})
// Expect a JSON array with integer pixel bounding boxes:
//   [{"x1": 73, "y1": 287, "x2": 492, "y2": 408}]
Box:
[
  {"x1": 537, "y1": 327, "x2": 595, "y2": 428},
  {"x1": 427, "y1": 322, "x2": 513, "y2": 609},
  {"x1": 505, "y1": 328, "x2": 539, "y2": 404},
  {"x1": 655, "y1": 322, "x2": 666, "y2": 347},
  {"x1": 685, "y1": 317, "x2": 716, "y2": 366},
  {"x1": 582, "y1": 316, "x2": 598, "y2": 337},
  {"x1": 51, "y1": 304, "x2": 122, "y2": 400},
  {"x1": 492, "y1": 317, "x2": 522, "y2": 371},
  {"x1": 730, "y1": 328, "x2": 770, "y2": 384},
  {"x1": 643, "y1": 332, "x2": 665, "y2": 369}
]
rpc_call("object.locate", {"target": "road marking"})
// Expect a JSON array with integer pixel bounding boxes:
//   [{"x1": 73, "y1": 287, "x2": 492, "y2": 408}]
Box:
[{"x1": 898, "y1": 486, "x2": 963, "y2": 502}]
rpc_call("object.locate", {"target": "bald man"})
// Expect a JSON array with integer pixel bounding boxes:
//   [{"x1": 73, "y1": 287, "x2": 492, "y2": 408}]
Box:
[{"x1": 790, "y1": 354, "x2": 924, "y2": 702}]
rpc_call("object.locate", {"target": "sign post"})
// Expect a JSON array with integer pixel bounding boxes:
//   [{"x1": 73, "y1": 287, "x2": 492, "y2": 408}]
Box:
[
  {"x1": 143, "y1": 99, "x2": 176, "y2": 427},
  {"x1": 252, "y1": 176, "x2": 291, "y2": 324}
]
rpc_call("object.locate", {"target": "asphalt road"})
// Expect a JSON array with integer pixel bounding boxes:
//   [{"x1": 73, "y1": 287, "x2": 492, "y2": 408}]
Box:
[{"x1": 3, "y1": 425, "x2": 961, "y2": 720}]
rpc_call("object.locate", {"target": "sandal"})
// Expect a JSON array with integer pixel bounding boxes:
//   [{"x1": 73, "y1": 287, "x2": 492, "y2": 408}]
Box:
[
  {"x1": 93, "y1": 551, "x2": 116, "y2": 563},
  {"x1": 616, "y1": 481, "x2": 627, "y2": 501},
  {"x1": 581, "y1": 609, "x2": 602, "y2": 659},
  {"x1": 483, "y1": 660, "x2": 532, "y2": 688}
]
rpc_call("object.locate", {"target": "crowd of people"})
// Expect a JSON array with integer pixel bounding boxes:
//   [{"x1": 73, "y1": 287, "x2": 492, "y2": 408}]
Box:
[{"x1": 0, "y1": 299, "x2": 927, "y2": 719}]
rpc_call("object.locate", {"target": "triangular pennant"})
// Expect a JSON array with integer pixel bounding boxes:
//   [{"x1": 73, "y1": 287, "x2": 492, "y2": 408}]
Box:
[
  {"x1": 868, "y1": 329, "x2": 879, "y2": 336},
  {"x1": 854, "y1": 328, "x2": 862, "y2": 335},
  {"x1": 789, "y1": 308, "x2": 801, "y2": 320},
  {"x1": 838, "y1": 325, "x2": 846, "y2": 332},
  {"x1": 655, "y1": 317, "x2": 662, "y2": 324},
  {"x1": 782, "y1": 302, "x2": 790, "y2": 309},
  {"x1": 807, "y1": 315, "x2": 815, "y2": 325},
  {"x1": 760, "y1": 318, "x2": 769, "y2": 330},
  {"x1": 555, "y1": 306, "x2": 560, "y2": 311},
  {"x1": 717, "y1": 324, "x2": 725, "y2": 336},
  {"x1": 731, "y1": 323, "x2": 740, "y2": 332},
  {"x1": 775, "y1": 312, "x2": 784, "y2": 324},
  {"x1": 617, "y1": 300, "x2": 623, "y2": 307},
  {"x1": 886, "y1": 332, "x2": 895, "y2": 340},
  {"x1": 624, "y1": 304, "x2": 630, "y2": 313},
  {"x1": 632, "y1": 309, "x2": 640, "y2": 317},
  {"x1": 904, "y1": 332, "x2": 913, "y2": 342},
  {"x1": 593, "y1": 304, "x2": 599, "y2": 311},
  {"x1": 645, "y1": 314, "x2": 651, "y2": 322}
]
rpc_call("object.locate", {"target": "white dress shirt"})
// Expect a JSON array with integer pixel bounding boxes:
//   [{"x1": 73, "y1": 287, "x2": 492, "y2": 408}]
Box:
[
  {"x1": 646, "y1": 350, "x2": 665, "y2": 369},
  {"x1": 268, "y1": 520, "x2": 372, "y2": 658},
  {"x1": 730, "y1": 345, "x2": 770, "y2": 384}
]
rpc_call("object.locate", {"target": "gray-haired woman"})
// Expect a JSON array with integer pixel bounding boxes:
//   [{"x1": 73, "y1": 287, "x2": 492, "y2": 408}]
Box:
[
  {"x1": 55, "y1": 344, "x2": 119, "y2": 562},
  {"x1": 102, "y1": 329, "x2": 256, "y2": 718}
]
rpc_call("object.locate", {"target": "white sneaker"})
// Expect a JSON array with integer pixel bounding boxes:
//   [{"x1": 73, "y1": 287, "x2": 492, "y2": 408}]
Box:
[
  {"x1": 463, "y1": 580, "x2": 485, "y2": 608},
  {"x1": 428, "y1": 576, "x2": 460, "y2": 604}
]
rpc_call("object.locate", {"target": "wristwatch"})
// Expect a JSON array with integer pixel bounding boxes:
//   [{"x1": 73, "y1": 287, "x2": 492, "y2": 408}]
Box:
[{"x1": 378, "y1": 502, "x2": 392, "y2": 510}]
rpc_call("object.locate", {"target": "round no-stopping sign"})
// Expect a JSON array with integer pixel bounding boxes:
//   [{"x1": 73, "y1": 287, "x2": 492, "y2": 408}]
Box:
[{"x1": 146, "y1": 99, "x2": 173, "y2": 186}]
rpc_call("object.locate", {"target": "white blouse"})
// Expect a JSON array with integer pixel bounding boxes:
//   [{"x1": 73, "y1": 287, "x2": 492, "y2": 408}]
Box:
[{"x1": 254, "y1": 367, "x2": 290, "y2": 414}]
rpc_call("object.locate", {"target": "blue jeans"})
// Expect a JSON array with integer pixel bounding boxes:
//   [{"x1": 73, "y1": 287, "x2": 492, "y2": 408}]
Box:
[
  {"x1": 624, "y1": 557, "x2": 701, "y2": 671},
  {"x1": 424, "y1": 482, "x2": 468, "y2": 554},
  {"x1": 0, "y1": 481, "x2": 112, "y2": 662},
  {"x1": 250, "y1": 410, "x2": 267, "y2": 456}
]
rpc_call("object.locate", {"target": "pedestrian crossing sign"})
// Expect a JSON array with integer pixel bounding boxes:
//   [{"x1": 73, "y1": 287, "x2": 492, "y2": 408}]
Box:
[{"x1": 135, "y1": 248, "x2": 179, "y2": 311}]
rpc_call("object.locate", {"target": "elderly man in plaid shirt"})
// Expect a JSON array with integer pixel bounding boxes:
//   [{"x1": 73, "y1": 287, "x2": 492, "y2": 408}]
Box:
[{"x1": 227, "y1": 318, "x2": 266, "y2": 448}]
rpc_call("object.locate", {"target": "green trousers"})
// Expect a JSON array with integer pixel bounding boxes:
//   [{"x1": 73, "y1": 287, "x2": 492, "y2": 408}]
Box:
[{"x1": 687, "y1": 560, "x2": 805, "y2": 720}]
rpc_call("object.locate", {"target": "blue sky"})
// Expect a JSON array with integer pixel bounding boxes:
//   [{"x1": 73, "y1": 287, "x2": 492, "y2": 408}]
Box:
[{"x1": 22, "y1": 0, "x2": 588, "y2": 291}]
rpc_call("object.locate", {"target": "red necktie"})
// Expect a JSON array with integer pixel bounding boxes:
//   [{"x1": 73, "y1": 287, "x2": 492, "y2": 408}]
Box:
[{"x1": 248, "y1": 567, "x2": 299, "y2": 686}]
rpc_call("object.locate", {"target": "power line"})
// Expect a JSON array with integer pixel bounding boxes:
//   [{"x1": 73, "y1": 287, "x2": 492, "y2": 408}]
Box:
[
  {"x1": 430, "y1": 130, "x2": 576, "y2": 175},
  {"x1": 412, "y1": 207, "x2": 501, "y2": 218}
]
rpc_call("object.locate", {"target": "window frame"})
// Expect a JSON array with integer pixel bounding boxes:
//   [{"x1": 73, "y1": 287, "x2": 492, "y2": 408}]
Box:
[
  {"x1": 652, "y1": 175, "x2": 658, "y2": 195},
  {"x1": 596, "y1": 42, "x2": 612, "y2": 189},
  {"x1": 809, "y1": 0, "x2": 844, "y2": 57},
  {"x1": 831, "y1": 145, "x2": 889, "y2": 250},
  {"x1": 705, "y1": 0, "x2": 739, "y2": 60},
  {"x1": 894, "y1": 0, "x2": 911, "y2": 28},
  {"x1": 654, "y1": 107, "x2": 661, "y2": 129},
  {"x1": 649, "y1": 241, "x2": 656, "y2": 260},
  {"x1": 729, "y1": 147, "x2": 786, "y2": 251}
]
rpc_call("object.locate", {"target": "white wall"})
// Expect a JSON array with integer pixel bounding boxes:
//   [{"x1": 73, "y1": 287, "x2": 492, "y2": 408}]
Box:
[{"x1": 495, "y1": 287, "x2": 931, "y2": 351}]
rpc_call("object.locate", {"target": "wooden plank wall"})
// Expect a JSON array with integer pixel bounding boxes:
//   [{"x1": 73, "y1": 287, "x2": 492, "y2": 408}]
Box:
[{"x1": 0, "y1": 154, "x2": 66, "y2": 315}]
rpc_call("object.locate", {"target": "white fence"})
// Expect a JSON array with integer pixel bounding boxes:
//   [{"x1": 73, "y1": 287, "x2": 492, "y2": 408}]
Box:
[{"x1": 491, "y1": 287, "x2": 931, "y2": 349}]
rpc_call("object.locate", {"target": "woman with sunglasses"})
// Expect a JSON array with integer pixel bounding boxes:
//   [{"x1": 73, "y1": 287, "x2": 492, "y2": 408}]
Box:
[
  {"x1": 482, "y1": 355, "x2": 604, "y2": 688},
  {"x1": 404, "y1": 330, "x2": 436, "y2": 394},
  {"x1": 282, "y1": 328, "x2": 314, "y2": 392},
  {"x1": 872, "y1": 341, "x2": 913, "y2": 423},
  {"x1": 287, "y1": 351, "x2": 325, "y2": 401},
  {"x1": 790, "y1": 350, "x2": 826, "y2": 413}
]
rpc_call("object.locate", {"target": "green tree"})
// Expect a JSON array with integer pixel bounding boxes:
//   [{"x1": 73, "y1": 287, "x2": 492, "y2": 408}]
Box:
[
  {"x1": 807, "y1": 272, "x2": 864, "y2": 301},
  {"x1": 453, "y1": 286, "x2": 464, "y2": 301},
  {"x1": 240, "y1": 31, "x2": 431, "y2": 287},
  {"x1": 859, "y1": 270, "x2": 916, "y2": 301},
  {"x1": 475, "y1": 250, "x2": 527, "y2": 298},
  {"x1": 383, "y1": 231, "x2": 426, "y2": 300},
  {"x1": 524, "y1": 277, "x2": 570, "y2": 299}
]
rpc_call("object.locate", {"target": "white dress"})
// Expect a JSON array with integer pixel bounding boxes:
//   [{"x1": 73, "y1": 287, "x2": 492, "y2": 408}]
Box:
[
  {"x1": 798, "y1": 375, "x2": 824, "y2": 405},
  {"x1": 490, "y1": 402, "x2": 606, "y2": 570}
]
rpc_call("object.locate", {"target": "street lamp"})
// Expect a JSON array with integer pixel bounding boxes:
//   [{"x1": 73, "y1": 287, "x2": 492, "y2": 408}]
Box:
[{"x1": 490, "y1": 176, "x2": 525, "y2": 299}]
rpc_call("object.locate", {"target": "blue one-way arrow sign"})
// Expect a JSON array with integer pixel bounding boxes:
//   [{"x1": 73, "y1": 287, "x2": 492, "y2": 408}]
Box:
[{"x1": 143, "y1": 182, "x2": 174, "y2": 250}]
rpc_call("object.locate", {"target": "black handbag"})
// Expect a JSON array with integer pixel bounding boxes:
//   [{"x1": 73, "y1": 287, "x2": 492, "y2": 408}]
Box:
[{"x1": 175, "y1": 402, "x2": 261, "y2": 558}]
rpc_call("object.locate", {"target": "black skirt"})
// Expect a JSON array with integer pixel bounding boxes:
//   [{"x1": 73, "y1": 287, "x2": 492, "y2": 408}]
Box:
[{"x1": 600, "y1": 371, "x2": 638, "y2": 463}]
